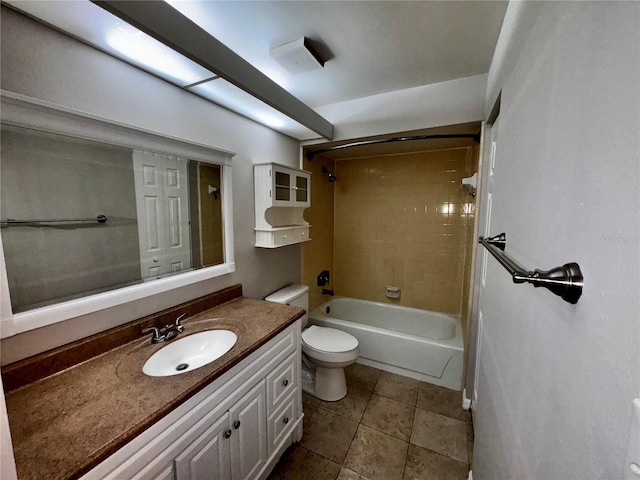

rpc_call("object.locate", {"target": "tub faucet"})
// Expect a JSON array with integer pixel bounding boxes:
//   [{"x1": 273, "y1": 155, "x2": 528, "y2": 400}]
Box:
[
  {"x1": 322, "y1": 289, "x2": 335, "y2": 296},
  {"x1": 143, "y1": 313, "x2": 186, "y2": 344}
]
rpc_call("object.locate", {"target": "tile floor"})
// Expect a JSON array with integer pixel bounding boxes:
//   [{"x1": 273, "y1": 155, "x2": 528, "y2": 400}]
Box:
[{"x1": 268, "y1": 364, "x2": 473, "y2": 480}]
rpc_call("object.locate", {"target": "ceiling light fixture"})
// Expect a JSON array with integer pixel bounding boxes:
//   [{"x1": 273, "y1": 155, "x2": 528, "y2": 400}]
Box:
[
  {"x1": 93, "y1": 1, "x2": 333, "y2": 139},
  {"x1": 269, "y1": 37, "x2": 324, "y2": 75}
]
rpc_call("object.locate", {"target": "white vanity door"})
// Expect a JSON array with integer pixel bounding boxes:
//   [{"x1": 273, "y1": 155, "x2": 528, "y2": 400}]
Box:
[
  {"x1": 174, "y1": 413, "x2": 231, "y2": 480},
  {"x1": 229, "y1": 382, "x2": 267, "y2": 480}
]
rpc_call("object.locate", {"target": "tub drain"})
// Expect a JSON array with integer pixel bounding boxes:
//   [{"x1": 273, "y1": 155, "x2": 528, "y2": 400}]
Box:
[
  {"x1": 326, "y1": 306, "x2": 331, "y2": 314},
  {"x1": 176, "y1": 363, "x2": 189, "y2": 371}
]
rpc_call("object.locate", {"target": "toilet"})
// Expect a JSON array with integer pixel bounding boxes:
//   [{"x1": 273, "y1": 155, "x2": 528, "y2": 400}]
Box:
[{"x1": 265, "y1": 285, "x2": 359, "y2": 401}]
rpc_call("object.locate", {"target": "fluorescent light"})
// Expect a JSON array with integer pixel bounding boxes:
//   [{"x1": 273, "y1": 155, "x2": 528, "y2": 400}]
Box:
[
  {"x1": 5, "y1": 0, "x2": 324, "y2": 140},
  {"x1": 6, "y1": 0, "x2": 214, "y2": 87},
  {"x1": 105, "y1": 21, "x2": 212, "y2": 86},
  {"x1": 189, "y1": 79, "x2": 319, "y2": 140}
]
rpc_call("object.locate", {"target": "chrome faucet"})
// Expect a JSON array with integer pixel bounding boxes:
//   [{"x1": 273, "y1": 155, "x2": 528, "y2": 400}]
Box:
[{"x1": 143, "y1": 313, "x2": 186, "y2": 344}]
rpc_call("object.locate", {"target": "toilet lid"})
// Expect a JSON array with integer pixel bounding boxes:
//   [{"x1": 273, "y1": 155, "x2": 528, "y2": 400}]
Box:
[{"x1": 302, "y1": 325, "x2": 358, "y2": 353}]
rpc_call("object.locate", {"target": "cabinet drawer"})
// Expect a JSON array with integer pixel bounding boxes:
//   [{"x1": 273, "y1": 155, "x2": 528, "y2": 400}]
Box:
[
  {"x1": 295, "y1": 226, "x2": 310, "y2": 243},
  {"x1": 266, "y1": 353, "x2": 297, "y2": 415},
  {"x1": 274, "y1": 229, "x2": 294, "y2": 246},
  {"x1": 267, "y1": 394, "x2": 296, "y2": 457}
]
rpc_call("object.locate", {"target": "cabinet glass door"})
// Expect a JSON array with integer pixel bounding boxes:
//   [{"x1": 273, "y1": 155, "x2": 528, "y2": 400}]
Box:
[
  {"x1": 295, "y1": 176, "x2": 308, "y2": 203},
  {"x1": 274, "y1": 171, "x2": 291, "y2": 202}
]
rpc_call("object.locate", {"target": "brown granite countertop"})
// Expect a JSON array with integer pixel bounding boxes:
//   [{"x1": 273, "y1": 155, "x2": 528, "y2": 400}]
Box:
[{"x1": 4, "y1": 297, "x2": 303, "y2": 480}]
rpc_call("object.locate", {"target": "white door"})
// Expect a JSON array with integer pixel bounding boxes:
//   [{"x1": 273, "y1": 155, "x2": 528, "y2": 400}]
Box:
[
  {"x1": 472, "y1": 115, "x2": 499, "y2": 408},
  {"x1": 174, "y1": 413, "x2": 232, "y2": 480},
  {"x1": 230, "y1": 382, "x2": 267, "y2": 480},
  {"x1": 133, "y1": 150, "x2": 191, "y2": 280}
]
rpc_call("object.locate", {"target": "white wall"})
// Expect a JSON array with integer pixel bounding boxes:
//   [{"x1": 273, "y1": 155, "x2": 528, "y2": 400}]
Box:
[
  {"x1": 471, "y1": 2, "x2": 639, "y2": 478},
  {"x1": 0, "y1": 7, "x2": 302, "y2": 363}
]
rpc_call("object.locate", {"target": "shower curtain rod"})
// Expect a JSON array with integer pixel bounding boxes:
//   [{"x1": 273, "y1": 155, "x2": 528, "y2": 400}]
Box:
[{"x1": 306, "y1": 132, "x2": 481, "y2": 160}]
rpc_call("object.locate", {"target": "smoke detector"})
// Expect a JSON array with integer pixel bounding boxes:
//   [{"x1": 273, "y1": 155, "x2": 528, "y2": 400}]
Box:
[{"x1": 269, "y1": 37, "x2": 324, "y2": 75}]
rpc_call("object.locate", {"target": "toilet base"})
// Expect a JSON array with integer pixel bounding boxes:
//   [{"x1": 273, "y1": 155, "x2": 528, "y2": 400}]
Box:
[{"x1": 314, "y1": 366, "x2": 347, "y2": 402}]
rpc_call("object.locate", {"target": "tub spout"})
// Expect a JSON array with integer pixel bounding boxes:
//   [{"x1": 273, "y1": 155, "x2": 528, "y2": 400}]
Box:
[{"x1": 322, "y1": 289, "x2": 335, "y2": 296}]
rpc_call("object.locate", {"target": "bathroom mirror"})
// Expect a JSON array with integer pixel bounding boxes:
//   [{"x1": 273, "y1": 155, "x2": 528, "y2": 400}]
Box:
[{"x1": 0, "y1": 92, "x2": 235, "y2": 336}]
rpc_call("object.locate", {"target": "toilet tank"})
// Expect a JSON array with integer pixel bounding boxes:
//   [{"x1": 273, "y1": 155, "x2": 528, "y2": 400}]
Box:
[{"x1": 265, "y1": 284, "x2": 309, "y2": 327}]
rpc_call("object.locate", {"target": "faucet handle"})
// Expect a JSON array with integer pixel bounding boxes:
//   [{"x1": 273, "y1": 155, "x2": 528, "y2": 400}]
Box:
[
  {"x1": 174, "y1": 313, "x2": 187, "y2": 332},
  {"x1": 142, "y1": 326, "x2": 165, "y2": 344}
]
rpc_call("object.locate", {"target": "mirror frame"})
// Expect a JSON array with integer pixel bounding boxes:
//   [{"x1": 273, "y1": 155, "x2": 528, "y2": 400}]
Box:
[{"x1": 0, "y1": 91, "x2": 235, "y2": 337}]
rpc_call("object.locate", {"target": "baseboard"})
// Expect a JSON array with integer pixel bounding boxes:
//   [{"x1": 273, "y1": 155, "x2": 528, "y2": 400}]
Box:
[
  {"x1": 462, "y1": 388, "x2": 472, "y2": 410},
  {"x1": 468, "y1": 470, "x2": 473, "y2": 480}
]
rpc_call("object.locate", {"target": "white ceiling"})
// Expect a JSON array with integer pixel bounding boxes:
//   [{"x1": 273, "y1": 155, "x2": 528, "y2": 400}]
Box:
[
  {"x1": 5, "y1": 0, "x2": 507, "y2": 140},
  {"x1": 167, "y1": 1, "x2": 508, "y2": 108}
]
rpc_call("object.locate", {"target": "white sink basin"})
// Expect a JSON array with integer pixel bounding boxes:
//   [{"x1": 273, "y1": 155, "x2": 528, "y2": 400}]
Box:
[{"x1": 143, "y1": 330, "x2": 238, "y2": 377}]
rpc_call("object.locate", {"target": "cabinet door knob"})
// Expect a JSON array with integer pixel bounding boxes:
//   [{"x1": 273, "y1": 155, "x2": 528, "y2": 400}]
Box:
[
  {"x1": 224, "y1": 429, "x2": 232, "y2": 439},
  {"x1": 233, "y1": 420, "x2": 241, "y2": 429},
  {"x1": 283, "y1": 417, "x2": 289, "y2": 425},
  {"x1": 282, "y1": 379, "x2": 289, "y2": 387}
]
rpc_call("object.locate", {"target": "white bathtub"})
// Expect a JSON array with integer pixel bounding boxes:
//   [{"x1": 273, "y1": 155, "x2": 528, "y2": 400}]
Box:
[{"x1": 309, "y1": 297, "x2": 464, "y2": 391}]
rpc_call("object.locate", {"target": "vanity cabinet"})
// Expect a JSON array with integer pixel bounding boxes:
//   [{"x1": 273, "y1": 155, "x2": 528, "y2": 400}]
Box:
[
  {"x1": 174, "y1": 382, "x2": 266, "y2": 480},
  {"x1": 82, "y1": 322, "x2": 301, "y2": 480},
  {"x1": 254, "y1": 163, "x2": 311, "y2": 248}
]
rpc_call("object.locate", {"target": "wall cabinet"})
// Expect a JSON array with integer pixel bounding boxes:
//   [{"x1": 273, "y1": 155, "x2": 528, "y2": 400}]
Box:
[
  {"x1": 82, "y1": 323, "x2": 302, "y2": 480},
  {"x1": 254, "y1": 163, "x2": 311, "y2": 248}
]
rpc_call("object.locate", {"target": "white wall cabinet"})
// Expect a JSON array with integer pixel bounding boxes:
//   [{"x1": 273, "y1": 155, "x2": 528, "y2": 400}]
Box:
[
  {"x1": 254, "y1": 163, "x2": 311, "y2": 248},
  {"x1": 82, "y1": 322, "x2": 302, "y2": 480}
]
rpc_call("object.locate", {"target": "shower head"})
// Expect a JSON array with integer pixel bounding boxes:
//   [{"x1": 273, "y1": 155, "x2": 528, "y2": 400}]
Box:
[{"x1": 322, "y1": 166, "x2": 337, "y2": 183}]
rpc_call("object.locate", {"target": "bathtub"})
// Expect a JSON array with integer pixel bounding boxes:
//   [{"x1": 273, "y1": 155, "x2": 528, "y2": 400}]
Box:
[{"x1": 309, "y1": 297, "x2": 464, "y2": 391}]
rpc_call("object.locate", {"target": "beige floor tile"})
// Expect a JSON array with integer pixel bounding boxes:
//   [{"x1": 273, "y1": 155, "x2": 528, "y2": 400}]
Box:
[
  {"x1": 416, "y1": 382, "x2": 471, "y2": 423},
  {"x1": 301, "y1": 408, "x2": 359, "y2": 464},
  {"x1": 373, "y1": 371, "x2": 420, "y2": 406},
  {"x1": 267, "y1": 445, "x2": 341, "y2": 480},
  {"x1": 303, "y1": 392, "x2": 321, "y2": 413},
  {"x1": 360, "y1": 394, "x2": 415, "y2": 441},
  {"x1": 319, "y1": 388, "x2": 372, "y2": 423},
  {"x1": 467, "y1": 420, "x2": 474, "y2": 442},
  {"x1": 345, "y1": 363, "x2": 381, "y2": 392},
  {"x1": 344, "y1": 424, "x2": 408, "y2": 480},
  {"x1": 403, "y1": 444, "x2": 469, "y2": 480},
  {"x1": 410, "y1": 409, "x2": 468, "y2": 463},
  {"x1": 303, "y1": 392, "x2": 320, "y2": 413},
  {"x1": 303, "y1": 392, "x2": 321, "y2": 429},
  {"x1": 336, "y1": 466, "x2": 372, "y2": 480}
]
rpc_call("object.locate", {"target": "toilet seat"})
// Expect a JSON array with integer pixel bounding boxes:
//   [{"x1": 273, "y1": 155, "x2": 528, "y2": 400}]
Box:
[
  {"x1": 302, "y1": 326, "x2": 359, "y2": 364},
  {"x1": 302, "y1": 325, "x2": 358, "y2": 353}
]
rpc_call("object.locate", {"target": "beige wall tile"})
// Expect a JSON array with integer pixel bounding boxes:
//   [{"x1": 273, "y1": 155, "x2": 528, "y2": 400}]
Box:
[
  {"x1": 301, "y1": 155, "x2": 336, "y2": 311},
  {"x1": 335, "y1": 148, "x2": 478, "y2": 315},
  {"x1": 304, "y1": 147, "x2": 478, "y2": 317}
]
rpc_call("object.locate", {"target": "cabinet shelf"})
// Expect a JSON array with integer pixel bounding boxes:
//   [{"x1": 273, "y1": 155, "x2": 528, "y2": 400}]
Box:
[{"x1": 254, "y1": 163, "x2": 311, "y2": 248}]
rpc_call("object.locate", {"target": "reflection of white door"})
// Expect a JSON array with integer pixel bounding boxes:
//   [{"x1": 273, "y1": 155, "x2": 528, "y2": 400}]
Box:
[{"x1": 133, "y1": 151, "x2": 191, "y2": 280}]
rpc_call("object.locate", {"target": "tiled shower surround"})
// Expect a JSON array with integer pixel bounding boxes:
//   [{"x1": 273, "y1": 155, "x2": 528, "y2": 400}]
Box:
[{"x1": 333, "y1": 148, "x2": 477, "y2": 316}]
